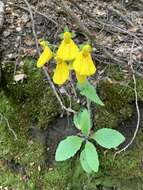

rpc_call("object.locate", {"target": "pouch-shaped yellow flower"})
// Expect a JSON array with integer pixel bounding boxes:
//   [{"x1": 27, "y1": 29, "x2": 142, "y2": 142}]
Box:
[
  {"x1": 53, "y1": 58, "x2": 69, "y2": 85},
  {"x1": 37, "y1": 41, "x2": 53, "y2": 68},
  {"x1": 73, "y1": 44, "x2": 96, "y2": 76},
  {"x1": 75, "y1": 72, "x2": 87, "y2": 84},
  {"x1": 57, "y1": 32, "x2": 79, "y2": 61}
]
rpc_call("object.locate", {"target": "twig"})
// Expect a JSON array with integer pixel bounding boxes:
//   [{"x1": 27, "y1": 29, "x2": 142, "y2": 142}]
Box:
[
  {"x1": 59, "y1": 86, "x2": 72, "y2": 109},
  {"x1": 13, "y1": 36, "x2": 22, "y2": 78},
  {"x1": 58, "y1": 0, "x2": 94, "y2": 41},
  {"x1": 0, "y1": 113, "x2": 17, "y2": 140},
  {"x1": 23, "y1": 0, "x2": 39, "y2": 55},
  {"x1": 70, "y1": 0, "x2": 143, "y2": 45},
  {"x1": 12, "y1": 4, "x2": 57, "y2": 26},
  {"x1": 69, "y1": 73, "x2": 77, "y2": 97},
  {"x1": 23, "y1": 0, "x2": 76, "y2": 114},
  {"x1": 114, "y1": 40, "x2": 140, "y2": 156},
  {"x1": 107, "y1": 5, "x2": 134, "y2": 27},
  {"x1": 56, "y1": 0, "x2": 125, "y2": 65},
  {"x1": 43, "y1": 67, "x2": 76, "y2": 113}
]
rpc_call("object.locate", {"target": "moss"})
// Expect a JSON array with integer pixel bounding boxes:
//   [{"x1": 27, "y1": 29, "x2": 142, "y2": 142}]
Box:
[
  {"x1": 105, "y1": 65, "x2": 125, "y2": 81},
  {"x1": 1, "y1": 60, "x2": 143, "y2": 190},
  {"x1": 95, "y1": 107, "x2": 118, "y2": 129},
  {"x1": 42, "y1": 163, "x2": 72, "y2": 190},
  {"x1": 1, "y1": 58, "x2": 61, "y2": 128},
  {"x1": 67, "y1": 131, "x2": 143, "y2": 189},
  {"x1": 0, "y1": 170, "x2": 26, "y2": 189},
  {"x1": 94, "y1": 65, "x2": 143, "y2": 130},
  {"x1": 136, "y1": 78, "x2": 143, "y2": 101},
  {"x1": 99, "y1": 82, "x2": 133, "y2": 112}
]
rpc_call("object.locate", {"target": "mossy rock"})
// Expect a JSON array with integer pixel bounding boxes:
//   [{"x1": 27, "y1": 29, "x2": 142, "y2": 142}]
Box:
[
  {"x1": 1, "y1": 58, "x2": 61, "y2": 128},
  {"x1": 1, "y1": 60, "x2": 143, "y2": 190}
]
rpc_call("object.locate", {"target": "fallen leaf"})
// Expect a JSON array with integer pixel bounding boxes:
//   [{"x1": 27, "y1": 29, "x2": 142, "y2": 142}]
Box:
[{"x1": 14, "y1": 74, "x2": 27, "y2": 82}]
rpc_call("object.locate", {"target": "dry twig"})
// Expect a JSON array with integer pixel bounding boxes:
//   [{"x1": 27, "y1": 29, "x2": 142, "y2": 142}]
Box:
[
  {"x1": 43, "y1": 67, "x2": 76, "y2": 113},
  {"x1": 55, "y1": 0, "x2": 126, "y2": 65},
  {"x1": 114, "y1": 40, "x2": 140, "y2": 156},
  {"x1": 70, "y1": 0, "x2": 143, "y2": 44},
  {"x1": 107, "y1": 5, "x2": 134, "y2": 27},
  {"x1": 0, "y1": 113, "x2": 17, "y2": 140},
  {"x1": 13, "y1": 4, "x2": 57, "y2": 26},
  {"x1": 23, "y1": 0, "x2": 76, "y2": 114}
]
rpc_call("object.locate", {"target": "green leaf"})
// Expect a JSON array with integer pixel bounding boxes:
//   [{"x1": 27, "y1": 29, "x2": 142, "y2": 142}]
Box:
[
  {"x1": 64, "y1": 26, "x2": 69, "y2": 32},
  {"x1": 92, "y1": 128, "x2": 125, "y2": 149},
  {"x1": 55, "y1": 136, "x2": 83, "y2": 161},
  {"x1": 73, "y1": 109, "x2": 91, "y2": 136},
  {"x1": 79, "y1": 44, "x2": 85, "y2": 50},
  {"x1": 59, "y1": 33, "x2": 64, "y2": 39},
  {"x1": 80, "y1": 150, "x2": 92, "y2": 173},
  {"x1": 80, "y1": 109, "x2": 91, "y2": 136},
  {"x1": 79, "y1": 43, "x2": 90, "y2": 50},
  {"x1": 77, "y1": 81, "x2": 104, "y2": 106},
  {"x1": 85, "y1": 141, "x2": 99, "y2": 172},
  {"x1": 73, "y1": 112, "x2": 81, "y2": 130},
  {"x1": 71, "y1": 31, "x2": 76, "y2": 38}
]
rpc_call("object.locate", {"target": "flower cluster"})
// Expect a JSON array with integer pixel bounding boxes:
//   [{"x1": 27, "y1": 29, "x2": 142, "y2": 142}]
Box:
[{"x1": 37, "y1": 31, "x2": 96, "y2": 85}]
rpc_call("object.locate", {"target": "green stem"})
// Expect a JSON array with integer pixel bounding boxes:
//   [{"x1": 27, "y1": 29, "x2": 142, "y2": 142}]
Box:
[{"x1": 87, "y1": 99, "x2": 91, "y2": 115}]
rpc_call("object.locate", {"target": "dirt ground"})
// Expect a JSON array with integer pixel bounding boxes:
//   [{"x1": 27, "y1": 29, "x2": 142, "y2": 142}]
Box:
[{"x1": 1, "y1": 0, "x2": 143, "y2": 77}]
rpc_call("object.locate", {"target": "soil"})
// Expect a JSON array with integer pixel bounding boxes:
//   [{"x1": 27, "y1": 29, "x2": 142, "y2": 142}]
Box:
[
  {"x1": 30, "y1": 116, "x2": 79, "y2": 167},
  {"x1": 1, "y1": 0, "x2": 143, "y2": 77},
  {"x1": 118, "y1": 102, "x2": 143, "y2": 148},
  {"x1": 28, "y1": 102, "x2": 143, "y2": 166}
]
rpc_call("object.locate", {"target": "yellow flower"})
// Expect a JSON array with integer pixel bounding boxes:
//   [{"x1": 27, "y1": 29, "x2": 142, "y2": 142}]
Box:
[
  {"x1": 73, "y1": 44, "x2": 96, "y2": 76},
  {"x1": 53, "y1": 57, "x2": 69, "y2": 85},
  {"x1": 75, "y1": 72, "x2": 87, "y2": 84},
  {"x1": 69, "y1": 62, "x2": 86, "y2": 83},
  {"x1": 56, "y1": 32, "x2": 79, "y2": 61},
  {"x1": 37, "y1": 40, "x2": 53, "y2": 68}
]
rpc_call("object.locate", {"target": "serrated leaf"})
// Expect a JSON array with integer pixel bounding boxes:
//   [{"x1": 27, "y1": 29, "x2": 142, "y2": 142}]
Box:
[
  {"x1": 77, "y1": 81, "x2": 104, "y2": 106},
  {"x1": 92, "y1": 128, "x2": 125, "y2": 149},
  {"x1": 85, "y1": 141, "x2": 99, "y2": 172},
  {"x1": 73, "y1": 109, "x2": 91, "y2": 136},
  {"x1": 80, "y1": 150, "x2": 92, "y2": 173},
  {"x1": 55, "y1": 136, "x2": 83, "y2": 161}
]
